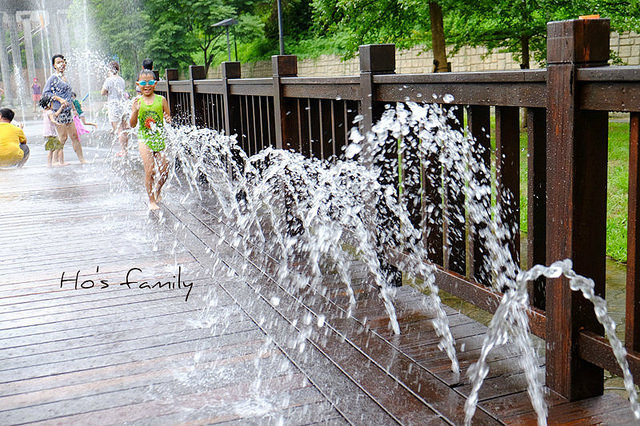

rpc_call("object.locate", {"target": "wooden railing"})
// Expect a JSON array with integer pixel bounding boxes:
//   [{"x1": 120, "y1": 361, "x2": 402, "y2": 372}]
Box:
[{"x1": 156, "y1": 18, "x2": 640, "y2": 401}]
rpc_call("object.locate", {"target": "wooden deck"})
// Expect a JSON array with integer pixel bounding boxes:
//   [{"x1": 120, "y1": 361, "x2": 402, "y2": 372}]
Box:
[{"x1": 0, "y1": 136, "x2": 637, "y2": 425}]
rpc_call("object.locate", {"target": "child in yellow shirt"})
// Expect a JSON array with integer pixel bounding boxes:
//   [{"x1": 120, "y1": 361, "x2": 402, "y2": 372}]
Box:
[{"x1": 0, "y1": 108, "x2": 29, "y2": 168}]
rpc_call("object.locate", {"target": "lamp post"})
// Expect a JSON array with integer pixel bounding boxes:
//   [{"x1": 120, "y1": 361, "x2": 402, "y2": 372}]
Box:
[
  {"x1": 212, "y1": 18, "x2": 238, "y2": 62},
  {"x1": 277, "y1": 0, "x2": 284, "y2": 55}
]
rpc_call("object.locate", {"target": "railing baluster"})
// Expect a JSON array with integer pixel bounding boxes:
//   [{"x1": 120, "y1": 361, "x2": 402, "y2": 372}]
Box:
[
  {"x1": 496, "y1": 106, "x2": 521, "y2": 273},
  {"x1": 342, "y1": 101, "x2": 349, "y2": 156},
  {"x1": 420, "y1": 115, "x2": 443, "y2": 266},
  {"x1": 245, "y1": 96, "x2": 252, "y2": 154},
  {"x1": 215, "y1": 93, "x2": 219, "y2": 129},
  {"x1": 250, "y1": 96, "x2": 258, "y2": 153},
  {"x1": 627, "y1": 112, "x2": 640, "y2": 352},
  {"x1": 188, "y1": 65, "x2": 205, "y2": 127},
  {"x1": 209, "y1": 94, "x2": 214, "y2": 129},
  {"x1": 527, "y1": 107, "x2": 547, "y2": 309},
  {"x1": 239, "y1": 96, "x2": 247, "y2": 154},
  {"x1": 308, "y1": 99, "x2": 317, "y2": 157},
  {"x1": 402, "y1": 125, "x2": 422, "y2": 240},
  {"x1": 219, "y1": 94, "x2": 224, "y2": 132},
  {"x1": 296, "y1": 98, "x2": 304, "y2": 155},
  {"x1": 271, "y1": 97, "x2": 277, "y2": 148},
  {"x1": 330, "y1": 100, "x2": 337, "y2": 157},
  {"x1": 443, "y1": 106, "x2": 466, "y2": 276},
  {"x1": 320, "y1": 99, "x2": 332, "y2": 160},
  {"x1": 164, "y1": 69, "x2": 178, "y2": 119},
  {"x1": 258, "y1": 96, "x2": 265, "y2": 151},
  {"x1": 468, "y1": 105, "x2": 491, "y2": 282},
  {"x1": 214, "y1": 93, "x2": 219, "y2": 130}
]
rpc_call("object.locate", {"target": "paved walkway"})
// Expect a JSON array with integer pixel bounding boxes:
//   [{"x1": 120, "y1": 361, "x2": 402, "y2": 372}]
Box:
[{"x1": 0, "y1": 121, "x2": 636, "y2": 425}]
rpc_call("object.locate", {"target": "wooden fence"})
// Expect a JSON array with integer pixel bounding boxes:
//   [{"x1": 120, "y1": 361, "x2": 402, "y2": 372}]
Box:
[{"x1": 156, "y1": 18, "x2": 640, "y2": 402}]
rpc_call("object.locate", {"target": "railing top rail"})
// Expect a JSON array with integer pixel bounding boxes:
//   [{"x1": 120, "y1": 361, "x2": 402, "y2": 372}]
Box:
[
  {"x1": 374, "y1": 69, "x2": 548, "y2": 84},
  {"x1": 161, "y1": 66, "x2": 640, "y2": 92},
  {"x1": 578, "y1": 66, "x2": 640, "y2": 81},
  {"x1": 168, "y1": 80, "x2": 190, "y2": 86},
  {"x1": 280, "y1": 76, "x2": 361, "y2": 85},
  {"x1": 228, "y1": 77, "x2": 273, "y2": 84}
]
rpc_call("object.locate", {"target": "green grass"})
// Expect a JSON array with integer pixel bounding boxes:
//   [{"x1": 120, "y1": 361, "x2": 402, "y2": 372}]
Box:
[
  {"x1": 517, "y1": 118, "x2": 630, "y2": 263},
  {"x1": 606, "y1": 120, "x2": 631, "y2": 263}
]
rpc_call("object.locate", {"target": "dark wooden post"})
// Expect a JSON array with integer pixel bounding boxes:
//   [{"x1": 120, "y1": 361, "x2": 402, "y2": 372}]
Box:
[
  {"x1": 188, "y1": 65, "x2": 206, "y2": 127},
  {"x1": 272, "y1": 55, "x2": 298, "y2": 151},
  {"x1": 545, "y1": 18, "x2": 609, "y2": 400},
  {"x1": 221, "y1": 62, "x2": 241, "y2": 135},
  {"x1": 527, "y1": 107, "x2": 547, "y2": 309},
  {"x1": 359, "y1": 44, "x2": 402, "y2": 287},
  {"x1": 164, "y1": 68, "x2": 179, "y2": 118},
  {"x1": 626, "y1": 113, "x2": 640, "y2": 351},
  {"x1": 359, "y1": 44, "x2": 394, "y2": 140}
]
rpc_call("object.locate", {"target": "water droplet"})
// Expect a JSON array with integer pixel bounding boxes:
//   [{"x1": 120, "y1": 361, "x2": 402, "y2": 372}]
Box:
[{"x1": 345, "y1": 143, "x2": 362, "y2": 159}]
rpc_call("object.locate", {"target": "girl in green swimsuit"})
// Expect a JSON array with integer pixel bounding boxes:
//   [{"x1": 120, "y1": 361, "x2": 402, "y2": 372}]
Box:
[{"x1": 130, "y1": 69, "x2": 171, "y2": 210}]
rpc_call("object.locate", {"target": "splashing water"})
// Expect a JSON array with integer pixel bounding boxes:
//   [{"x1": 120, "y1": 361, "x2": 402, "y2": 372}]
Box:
[
  {"x1": 143, "y1": 99, "x2": 640, "y2": 424},
  {"x1": 12, "y1": 65, "x2": 28, "y2": 124}
]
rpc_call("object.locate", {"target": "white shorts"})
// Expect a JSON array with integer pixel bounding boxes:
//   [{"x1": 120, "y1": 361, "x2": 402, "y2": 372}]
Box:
[{"x1": 107, "y1": 102, "x2": 129, "y2": 123}]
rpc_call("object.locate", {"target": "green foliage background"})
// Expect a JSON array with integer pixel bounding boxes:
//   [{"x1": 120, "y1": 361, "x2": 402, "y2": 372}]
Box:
[{"x1": 80, "y1": 0, "x2": 640, "y2": 79}]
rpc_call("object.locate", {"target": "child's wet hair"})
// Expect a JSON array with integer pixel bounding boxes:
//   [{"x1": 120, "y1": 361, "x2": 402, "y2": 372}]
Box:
[
  {"x1": 138, "y1": 69, "x2": 155, "y2": 80},
  {"x1": 39, "y1": 94, "x2": 53, "y2": 109},
  {"x1": 51, "y1": 54, "x2": 65, "y2": 67}
]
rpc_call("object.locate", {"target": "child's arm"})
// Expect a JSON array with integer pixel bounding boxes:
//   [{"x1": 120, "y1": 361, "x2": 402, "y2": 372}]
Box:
[
  {"x1": 17, "y1": 127, "x2": 27, "y2": 145},
  {"x1": 130, "y1": 99, "x2": 140, "y2": 128},
  {"x1": 48, "y1": 108, "x2": 62, "y2": 125},
  {"x1": 82, "y1": 117, "x2": 98, "y2": 127},
  {"x1": 54, "y1": 105, "x2": 64, "y2": 118}
]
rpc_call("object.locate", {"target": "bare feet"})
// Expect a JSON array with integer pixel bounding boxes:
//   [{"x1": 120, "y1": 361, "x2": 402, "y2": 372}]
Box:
[
  {"x1": 116, "y1": 151, "x2": 127, "y2": 158},
  {"x1": 149, "y1": 202, "x2": 160, "y2": 210}
]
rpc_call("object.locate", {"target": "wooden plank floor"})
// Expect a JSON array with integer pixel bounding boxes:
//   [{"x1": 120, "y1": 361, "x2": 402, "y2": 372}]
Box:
[{"x1": 1, "y1": 128, "x2": 637, "y2": 425}]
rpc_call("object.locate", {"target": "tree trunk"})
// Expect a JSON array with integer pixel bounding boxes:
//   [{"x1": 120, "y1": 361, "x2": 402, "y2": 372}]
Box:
[
  {"x1": 203, "y1": 50, "x2": 210, "y2": 77},
  {"x1": 429, "y1": 2, "x2": 448, "y2": 73},
  {"x1": 521, "y1": 35, "x2": 530, "y2": 70}
]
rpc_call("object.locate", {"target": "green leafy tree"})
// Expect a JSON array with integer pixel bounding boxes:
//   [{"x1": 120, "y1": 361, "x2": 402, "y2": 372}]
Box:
[
  {"x1": 144, "y1": 0, "x2": 194, "y2": 73},
  {"x1": 312, "y1": 0, "x2": 451, "y2": 72},
  {"x1": 446, "y1": 0, "x2": 640, "y2": 69},
  {"x1": 81, "y1": 0, "x2": 148, "y2": 80},
  {"x1": 186, "y1": 0, "x2": 236, "y2": 73},
  {"x1": 312, "y1": 0, "x2": 422, "y2": 56},
  {"x1": 264, "y1": 0, "x2": 313, "y2": 44},
  {"x1": 145, "y1": 0, "x2": 235, "y2": 75}
]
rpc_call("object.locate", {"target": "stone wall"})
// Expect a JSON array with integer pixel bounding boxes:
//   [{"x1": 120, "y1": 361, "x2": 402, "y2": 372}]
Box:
[{"x1": 207, "y1": 31, "x2": 640, "y2": 79}]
